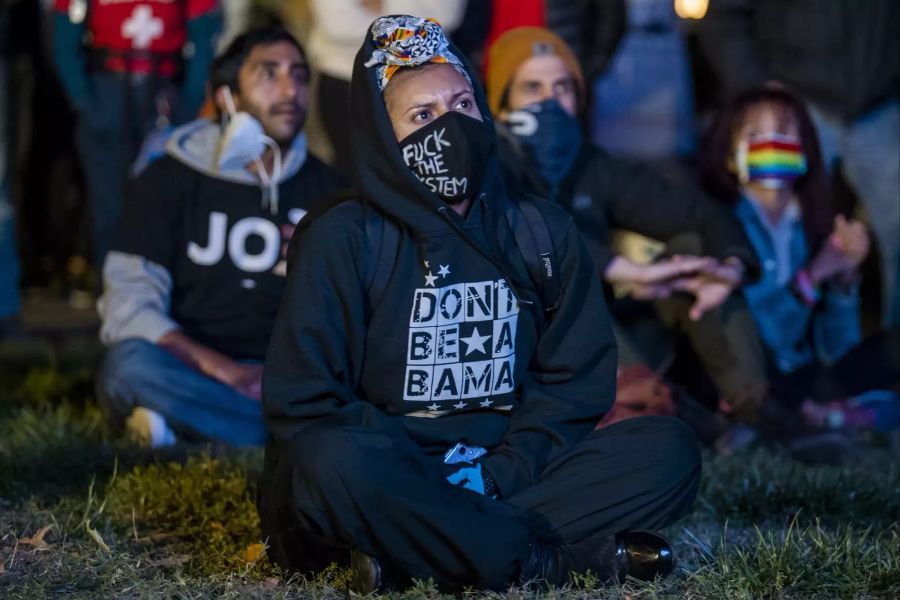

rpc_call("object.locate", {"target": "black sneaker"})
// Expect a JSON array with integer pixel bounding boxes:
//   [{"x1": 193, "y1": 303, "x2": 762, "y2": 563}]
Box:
[
  {"x1": 521, "y1": 530, "x2": 674, "y2": 587},
  {"x1": 614, "y1": 530, "x2": 675, "y2": 582},
  {"x1": 521, "y1": 536, "x2": 618, "y2": 586},
  {"x1": 349, "y1": 549, "x2": 383, "y2": 595}
]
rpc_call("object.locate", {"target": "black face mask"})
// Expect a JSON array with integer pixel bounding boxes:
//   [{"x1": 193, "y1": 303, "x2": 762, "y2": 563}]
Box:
[
  {"x1": 503, "y1": 99, "x2": 582, "y2": 186},
  {"x1": 398, "y1": 111, "x2": 493, "y2": 203}
]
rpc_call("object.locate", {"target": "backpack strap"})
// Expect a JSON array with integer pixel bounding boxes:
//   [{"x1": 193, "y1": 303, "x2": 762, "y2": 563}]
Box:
[
  {"x1": 503, "y1": 194, "x2": 562, "y2": 313},
  {"x1": 363, "y1": 201, "x2": 400, "y2": 312}
]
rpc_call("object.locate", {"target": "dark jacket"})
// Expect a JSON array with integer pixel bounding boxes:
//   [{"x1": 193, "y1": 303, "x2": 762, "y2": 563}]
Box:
[
  {"x1": 498, "y1": 127, "x2": 761, "y2": 279},
  {"x1": 697, "y1": 0, "x2": 900, "y2": 120},
  {"x1": 101, "y1": 121, "x2": 346, "y2": 360},
  {"x1": 546, "y1": 0, "x2": 626, "y2": 80},
  {"x1": 261, "y1": 27, "x2": 617, "y2": 499}
]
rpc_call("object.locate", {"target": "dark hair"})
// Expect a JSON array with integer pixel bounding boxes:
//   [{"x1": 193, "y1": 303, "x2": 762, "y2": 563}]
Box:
[
  {"x1": 209, "y1": 26, "x2": 307, "y2": 94},
  {"x1": 700, "y1": 87, "x2": 833, "y2": 253}
]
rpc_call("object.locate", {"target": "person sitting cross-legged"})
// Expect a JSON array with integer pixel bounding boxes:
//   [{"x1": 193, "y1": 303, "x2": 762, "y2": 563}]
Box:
[
  {"x1": 95, "y1": 27, "x2": 345, "y2": 447},
  {"x1": 257, "y1": 15, "x2": 700, "y2": 594}
]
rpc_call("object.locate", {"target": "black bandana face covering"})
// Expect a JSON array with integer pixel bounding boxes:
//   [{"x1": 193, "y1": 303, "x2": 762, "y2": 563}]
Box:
[{"x1": 398, "y1": 111, "x2": 493, "y2": 203}]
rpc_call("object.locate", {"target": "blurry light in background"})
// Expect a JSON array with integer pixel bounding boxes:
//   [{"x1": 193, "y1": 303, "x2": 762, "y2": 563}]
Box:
[{"x1": 674, "y1": 0, "x2": 709, "y2": 20}]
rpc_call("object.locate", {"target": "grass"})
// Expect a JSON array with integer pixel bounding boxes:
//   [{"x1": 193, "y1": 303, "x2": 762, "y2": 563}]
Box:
[{"x1": 1, "y1": 366, "x2": 898, "y2": 599}]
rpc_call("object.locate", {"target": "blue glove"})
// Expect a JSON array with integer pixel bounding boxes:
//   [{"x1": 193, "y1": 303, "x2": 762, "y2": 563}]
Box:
[{"x1": 447, "y1": 463, "x2": 487, "y2": 495}]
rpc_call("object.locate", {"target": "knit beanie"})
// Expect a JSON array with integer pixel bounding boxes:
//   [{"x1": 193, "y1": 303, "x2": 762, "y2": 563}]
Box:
[{"x1": 486, "y1": 26, "x2": 585, "y2": 116}]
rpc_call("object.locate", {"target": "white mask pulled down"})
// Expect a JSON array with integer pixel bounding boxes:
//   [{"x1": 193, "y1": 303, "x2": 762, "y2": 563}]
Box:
[{"x1": 217, "y1": 87, "x2": 283, "y2": 214}]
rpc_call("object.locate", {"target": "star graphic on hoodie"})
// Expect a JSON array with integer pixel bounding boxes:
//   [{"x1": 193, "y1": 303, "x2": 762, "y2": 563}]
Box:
[
  {"x1": 424, "y1": 271, "x2": 438, "y2": 287},
  {"x1": 426, "y1": 403, "x2": 440, "y2": 411},
  {"x1": 480, "y1": 398, "x2": 493, "y2": 408},
  {"x1": 437, "y1": 264, "x2": 451, "y2": 278},
  {"x1": 460, "y1": 326, "x2": 490, "y2": 356},
  {"x1": 453, "y1": 401, "x2": 467, "y2": 410}
]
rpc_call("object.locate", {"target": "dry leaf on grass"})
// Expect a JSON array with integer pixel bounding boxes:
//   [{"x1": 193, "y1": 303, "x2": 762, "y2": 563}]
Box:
[
  {"x1": 19, "y1": 526, "x2": 53, "y2": 550},
  {"x1": 84, "y1": 521, "x2": 111, "y2": 553},
  {"x1": 242, "y1": 542, "x2": 266, "y2": 564}
]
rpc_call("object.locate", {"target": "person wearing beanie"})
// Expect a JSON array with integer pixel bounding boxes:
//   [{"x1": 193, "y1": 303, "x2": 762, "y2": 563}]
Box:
[
  {"x1": 487, "y1": 27, "x2": 771, "y2": 440},
  {"x1": 257, "y1": 15, "x2": 700, "y2": 594}
]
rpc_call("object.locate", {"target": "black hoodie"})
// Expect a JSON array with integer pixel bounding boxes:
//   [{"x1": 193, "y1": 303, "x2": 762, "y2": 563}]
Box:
[{"x1": 262, "y1": 20, "x2": 617, "y2": 499}]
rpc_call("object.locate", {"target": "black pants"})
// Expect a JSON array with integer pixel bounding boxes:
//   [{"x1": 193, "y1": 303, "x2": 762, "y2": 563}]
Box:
[
  {"x1": 258, "y1": 411, "x2": 700, "y2": 591},
  {"x1": 773, "y1": 329, "x2": 900, "y2": 406},
  {"x1": 613, "y1": 293, "x2": 768, "y2": 402}
]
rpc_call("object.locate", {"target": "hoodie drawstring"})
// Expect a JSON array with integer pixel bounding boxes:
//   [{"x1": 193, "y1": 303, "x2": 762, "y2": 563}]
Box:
[
  {"x1": 255, "y1": 139, "x2": 282, "y2": 216},
  {"x1": 437, "y1": 199, "x2": 534, "y2": 310}
]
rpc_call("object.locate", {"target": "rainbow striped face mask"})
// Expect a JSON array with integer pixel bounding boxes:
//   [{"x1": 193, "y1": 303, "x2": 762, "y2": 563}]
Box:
[{"x1": 735, "y1": 133, "x2": 807, "y2": 189}]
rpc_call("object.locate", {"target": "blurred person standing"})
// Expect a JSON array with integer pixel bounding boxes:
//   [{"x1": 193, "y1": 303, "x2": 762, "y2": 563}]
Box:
[
  {"x1": 591, "y1": 0, "x2": 696, "y2": 170},
  {"x1": 698, "y1": 0, "x2": 900, "y2": 329},
  {"x1": 307, "y1": 0, "x2": 466, "y2": 177},
  {"x1": 0, "y1": 5, "x2": 21, "y2": 338},
  {"x1": 484, "y1": 0, "x2": 626, "y2": 83},
  {"x1": 51, "y1": 0, "x2": 220, "y2": 266}
]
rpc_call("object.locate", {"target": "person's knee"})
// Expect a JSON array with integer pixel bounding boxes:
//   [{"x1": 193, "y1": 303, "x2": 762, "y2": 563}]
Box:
[
  {"x1": 610, "y1": 416, "x2": 701, "y2": 489},
  {"x1": 285, "y1": 424, "x2": 366, "y2": 485},
  {"x1": 654, "y1": 417, "x2": 702, "y2": 488}
]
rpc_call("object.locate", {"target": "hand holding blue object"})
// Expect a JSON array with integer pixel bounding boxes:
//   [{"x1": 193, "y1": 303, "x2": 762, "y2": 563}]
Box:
[{"x1": 446, "y1": 463, "x2": 487, "y2": 495}]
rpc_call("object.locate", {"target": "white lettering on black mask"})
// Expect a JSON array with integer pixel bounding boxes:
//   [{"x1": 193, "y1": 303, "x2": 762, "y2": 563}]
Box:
[{"x1": 399, "y1": 111, "x2": 493, "y2": 203}]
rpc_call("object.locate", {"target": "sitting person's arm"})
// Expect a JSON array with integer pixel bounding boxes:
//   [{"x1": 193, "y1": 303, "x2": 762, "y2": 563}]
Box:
[
  {"x1": 589, "y1": 151, "x2": 756, "y2": 318},
  {"x1": 596, "y1": 151, "x2": 760, "y2": 279},
  {"x1": 478, "y1": 219, "x2": 618, "y2": 499},
  {"x1": 261, "y1": 211, "x2": 370, "y2": 446},
  {"x1": 98, "y1": 251, "x2": 179, "y2": 346},
  {"x1": 98, "y1": 252, "x2": 264, "y2": 400}
]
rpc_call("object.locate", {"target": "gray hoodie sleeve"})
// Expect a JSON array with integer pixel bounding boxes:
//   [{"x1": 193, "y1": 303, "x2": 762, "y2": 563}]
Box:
[{"x1": 97, "y1": 251, "x2": 179, "y2": 346}]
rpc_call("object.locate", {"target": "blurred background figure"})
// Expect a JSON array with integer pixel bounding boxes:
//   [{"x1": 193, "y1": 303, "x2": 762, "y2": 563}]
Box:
[
  {"x1": 0, "y1": 3, "x2": 22, "y2": 339},
  {"x1": 698, "y1": 0, "x2": 900, "y2": 330},
  {"x1": 306, "y1": 0, "x2": 466, "y2": 177},
  {"x1": 51, "y1": 0, "x2": 221, "y2": 267},
  {"x1": 701, "y1": 87, "x2": 899, "y2": 436},
  {"x1": 487, "y1": 27, "x2": 769, "y2": 442},
  {"x1": 484, "y1": 0, "x2": 626, "y2": 85},
  {"x1": 591, "y1": 0, "x2": 696, "y2": 173}
]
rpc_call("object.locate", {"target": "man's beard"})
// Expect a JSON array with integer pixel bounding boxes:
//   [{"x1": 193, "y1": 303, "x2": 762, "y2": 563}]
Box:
[{"x1": 262, "y1": 103, "x2": 307, "y2": 146}]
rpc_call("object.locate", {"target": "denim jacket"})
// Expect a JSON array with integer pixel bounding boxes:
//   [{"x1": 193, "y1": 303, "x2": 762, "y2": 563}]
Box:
[{"x1": 735, "y1": 197, "x2": 861, "y2": 374}]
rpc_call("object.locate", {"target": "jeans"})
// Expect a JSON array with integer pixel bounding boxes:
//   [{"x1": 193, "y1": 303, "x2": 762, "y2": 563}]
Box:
[
  {"x1": 809, "y1": 99, "x2": 900, "y2": 328},
  {"x1": 96, "y1": 339, "x2": 268, "y2": 446},
  {"x1": 75, "y1": 72, "x2": 162, "y2": 265},
  {"x1": 590, "y1": 0, "x2": 696, "y2": 160}
]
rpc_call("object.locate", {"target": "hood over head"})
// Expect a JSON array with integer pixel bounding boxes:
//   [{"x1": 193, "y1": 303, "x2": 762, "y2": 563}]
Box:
[{"x1": 349, "y1": 14, "x2": 506, "y2": 235}]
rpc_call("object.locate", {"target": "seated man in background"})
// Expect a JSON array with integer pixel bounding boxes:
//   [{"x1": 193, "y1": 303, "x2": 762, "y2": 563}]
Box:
[
  {"x1": 486, "y1": 27, "x2": 768, "y2": 439},
  {"x1": 95, "y1": 27, "x2": 345, "y2": 447}
]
